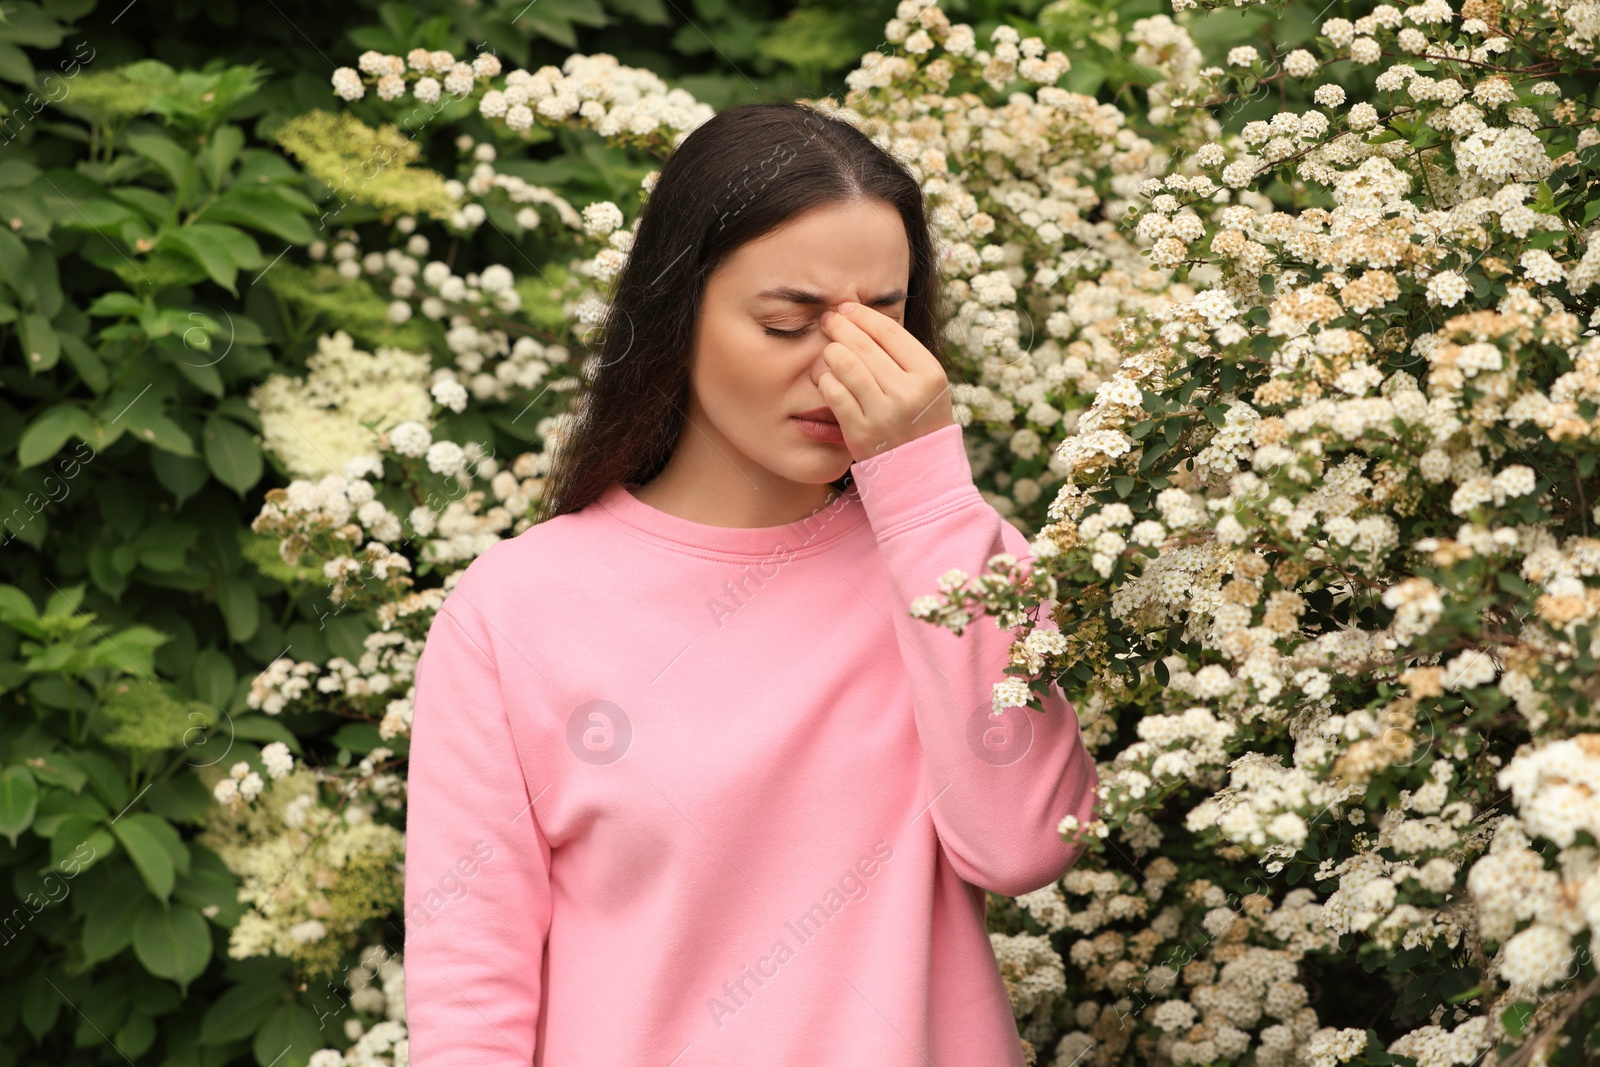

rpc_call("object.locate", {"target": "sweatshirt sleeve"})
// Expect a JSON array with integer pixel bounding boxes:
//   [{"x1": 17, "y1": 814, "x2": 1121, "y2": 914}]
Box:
[
  {"x1": 403, "y1": 600, "x2": 553, "y2": 1066},
  {"x1": 849, "y1": 422, "x2": 1099, "y2": 898}
]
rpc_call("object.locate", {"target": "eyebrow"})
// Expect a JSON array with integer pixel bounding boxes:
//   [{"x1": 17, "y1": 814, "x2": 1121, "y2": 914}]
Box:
[{"x1": 755, "y1": 286, "x2": 906, "y2": 308}]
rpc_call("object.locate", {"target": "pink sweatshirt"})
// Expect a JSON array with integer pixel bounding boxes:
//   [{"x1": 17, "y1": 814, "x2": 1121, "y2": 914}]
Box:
[{"x1": 402, "y1": 422, "x2": 1099, "y2": 1066}]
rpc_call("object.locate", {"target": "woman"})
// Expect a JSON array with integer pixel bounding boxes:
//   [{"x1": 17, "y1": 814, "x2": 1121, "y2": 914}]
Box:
[{"x1": 402, "y1": 101, "x2": 1098, "y2": 1066}]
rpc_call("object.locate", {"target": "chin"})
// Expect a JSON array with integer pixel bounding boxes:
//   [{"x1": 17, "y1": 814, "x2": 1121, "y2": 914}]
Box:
[{"x1": 767, "y1": 454, "x2": 851, "y2": 487}]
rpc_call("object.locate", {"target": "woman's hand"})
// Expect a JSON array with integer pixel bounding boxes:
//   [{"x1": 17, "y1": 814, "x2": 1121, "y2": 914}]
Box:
[{"x1": 815, "y1": 301, "x2": 956, "y2": 463}]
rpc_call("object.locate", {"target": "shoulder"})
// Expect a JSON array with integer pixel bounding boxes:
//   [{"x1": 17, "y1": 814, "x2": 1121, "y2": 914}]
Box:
[{"x1": 439, "y1": 494, "x2": 615, "y2": 626}]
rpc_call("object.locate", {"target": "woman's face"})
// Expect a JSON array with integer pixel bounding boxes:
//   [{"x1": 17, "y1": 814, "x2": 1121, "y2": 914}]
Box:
[{"x1": 682, "y1": 197, "x2": 913, "y2": 491}]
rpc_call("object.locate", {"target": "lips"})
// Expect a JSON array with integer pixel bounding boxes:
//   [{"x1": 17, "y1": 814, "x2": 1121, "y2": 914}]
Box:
[{"x1": 793, "y1": 408, "x2": 837, "y2": 423}]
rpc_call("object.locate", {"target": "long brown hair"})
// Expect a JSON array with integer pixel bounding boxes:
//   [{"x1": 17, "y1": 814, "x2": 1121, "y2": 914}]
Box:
[{"x1": 532, "y1": 101, "x2": 953, "y2": 525}]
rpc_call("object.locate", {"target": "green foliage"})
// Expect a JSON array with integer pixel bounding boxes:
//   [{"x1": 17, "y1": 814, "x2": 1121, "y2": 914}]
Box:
[
  {"x1": 259, "y1": 260, "x2": 438, "y2": 350},
  {"x1": 0, "y1": 0, "x2": 925, "y2": 1061}
]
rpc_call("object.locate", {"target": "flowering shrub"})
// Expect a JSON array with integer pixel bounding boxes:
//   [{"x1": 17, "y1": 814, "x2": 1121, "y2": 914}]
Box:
[
  {"x1": 928, "y1": 0, "x2": 1600, "y2": 1061},
  {"x1": 210, "y1": 0, "x2": 1600, "y2": 1063}
]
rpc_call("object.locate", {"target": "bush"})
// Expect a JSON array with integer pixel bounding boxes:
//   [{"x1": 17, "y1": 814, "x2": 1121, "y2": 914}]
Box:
[{"x1": 7, "y1": 0, "x2": 1600, "y2": 1064}]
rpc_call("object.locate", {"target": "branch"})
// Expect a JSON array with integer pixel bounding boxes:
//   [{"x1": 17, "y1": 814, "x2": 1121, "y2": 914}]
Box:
[{"x1": 1493, "y1": 976, "x2": 1600, "y2": 1067}]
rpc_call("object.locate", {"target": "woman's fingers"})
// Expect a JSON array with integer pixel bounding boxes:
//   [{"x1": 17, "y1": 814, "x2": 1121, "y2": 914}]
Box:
[
  {"x1": 817, "y1": 301, "x2": 956, "y2": 459},
  {"x1": 819, "y1": 336, "x2": 885, "y2": 413}
]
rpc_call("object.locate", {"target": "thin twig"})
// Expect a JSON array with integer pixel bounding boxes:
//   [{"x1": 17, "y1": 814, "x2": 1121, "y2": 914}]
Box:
[{"x1": 1493, "y1": 976, "x2": 1600, "y2": 1067}]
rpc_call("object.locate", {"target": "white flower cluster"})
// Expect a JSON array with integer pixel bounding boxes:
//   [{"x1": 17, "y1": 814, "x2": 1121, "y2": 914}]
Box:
[
  {"x1": 907, "y1": 0, "x2": 1600, "y2": 1057},
  {"x1": 211, "y1": 745, "x2": 292, "y2": 806},
  {"x1": 248, "y1": 330, "x2": 435, "y2": 479},
  {"x1": 200, "y1": 767, "x2": 405, "y2": 972},
  {"x1": 309, "y1": 226, "x2": 577, "y2": 405},
  {"x1": 334, "y1": 49, "x2": 713, "y2": 151},
  {"x1": 304, "y1": 946, "x2": 407, "y2": 1067}
]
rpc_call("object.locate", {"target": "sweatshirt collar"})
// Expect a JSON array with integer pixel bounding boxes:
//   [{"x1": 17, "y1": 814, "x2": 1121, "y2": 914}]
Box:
[{"x1": 593, "y1": 481, "x2": 869, "y2": 562}]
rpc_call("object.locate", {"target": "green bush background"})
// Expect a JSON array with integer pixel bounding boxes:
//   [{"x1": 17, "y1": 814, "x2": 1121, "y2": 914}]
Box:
[{"x1": 0, "y1": 0, "x2": 1350, "y2": 1063}]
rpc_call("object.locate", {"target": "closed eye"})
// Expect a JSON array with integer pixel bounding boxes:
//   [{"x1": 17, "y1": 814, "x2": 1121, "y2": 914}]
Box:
[{"x1": 764, "y1": 325, "x2": 809, "y2": 338}]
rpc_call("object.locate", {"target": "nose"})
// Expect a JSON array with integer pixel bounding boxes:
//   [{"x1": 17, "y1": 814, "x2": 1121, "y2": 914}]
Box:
[{"x1": 806, "y1": 342, "x2": 829, "y2": 387}]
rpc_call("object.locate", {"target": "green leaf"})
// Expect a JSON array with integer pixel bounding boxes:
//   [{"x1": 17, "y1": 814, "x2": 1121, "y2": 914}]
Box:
[
  {"x1": 26, "y1": 749, "x2": 87, "y2": 791},
  {"x1": 0, "y1": 228, "x2": 30, "y2": 300},
  {"x1": 0, "y1": 41, "x2": 35, "y2": 87},
  {"x1": 0, "y1": 764, "x2": 39, "y2": 845},
  {"x1": 161, "y1": 337, "x2": 226, "y2": 398},
  {"x1": 0, "y1": 182, "x2": 52, "y2": 239},
  {"x1": 114, "y1": 1012, "x2": 157, "y2": 1059},
  {"x1": 26, "y1": 241, "x2": 62, "y2": 318},
  {"x1": 163, "y1": 227, "x2": 240, "y2": 295},
  {"x1": 192, "y1": 647, "x2": 238, "y2": 708},
  {"x1": 1113, "y1": 475, "x2": 1134, "y2": 497},
  {"x1": 347, "y1": 25, "x2": 399, "y2": 52},
  {"x1": 228, "y1": 714, "x2": 304, "y2": 754},
  {"x1": 1501, "y1": 1002, "x2": 1536, "y2": 1037},
  {"x1": 87, "y1": 291, "x2": 147, "y2": 318},
  {"x1": 125, "y1": 131, "x2": 197, "y2": 202},
  {"x1": 174, "y1": 842, "x2": 242, "y2": 923},
  {"x1": 135, "y1": 521, "x2": 198, "y2": 572},
  {"x1": 196, "y1": 124, "x2": 245, "y2": 192},
  {"x1": 58, "y1": 198, "x2": 141, "y2": 232},
  {"x1": 33, "y1": 790, "x2": 108, "y2": 840},
  {"x1": 0, "y1": 583, "x2": 40, "y2": 628},
  {"x1": 203, "y1": 414, "x2": 263, "y2": 494},
  {"x1": 84, "y1": 624, "x2": 171, "y2": 678},
  {"x1": 42, "y1": 582, "x2": 85, "y2": 619},
  {"x1": 110, "y1": 185, "x2": 174, "y2": 224},
  {"x1": 17, "y1": 311, "x2": 59, "y2": 371},
  {"x1": 48, "y1": 814, "x2": 114, "y2": 873},
  {"x1": 124, "y1": 811, "x2": 189, "y2": 877},
  {"x1": 200, "y1": 979, "x2": 285, "y2": 1045},
  {"x1": 121, "y1": 405, "x2": 197, "y2": 457},
  {"x1": 81, "y1": 868, "x2": 147, "y2": 962},
  {"x1": 334, "y1": 722, "x2": 386, "y2": 754},
  {"x1": 0, "y1": 2, "x2": 68, "y2": 47},
  {"x1": 1496, "y1": 571, "x2": 1532, "y2": 597},
  {"x1": 76, "y1": 748, "x2": 131, "y2": 811},
  {"x1": 132, "y1": 898, "x2": 211, "y2": 991},
  {"x1": 17, "y1": 404, "x2": 94, "y2": 467},
  {"x1": 150, "y1": 450, "x2": 211, "y2": 506},
  {"x1": 198, "y1": 187, "x2": 314, "y2": 245},
  {"x1": 1138, "y1": 435, "x2": 1172, "y2": 473},
  {"x1": 147, "y1": 770, "x2": 217, "y2": 827},
  {"x1": 163, "y1": 223, "x2": 265, "y2": 297},
  {"x1": 112, "y1": 816, "x2": 176, "y2": 900},
  {"x1": 60, "y1": 333, "x2": 109, "y2": 391},
  {"x1": 216, "y1": 574, "x2": 260, "y2": 643},
  {"x1": 254, "y1": 1002, "x2": 322, "y2": 1067},
  {"x1": 0, "y1": 160, "x2": 40, "y2": 187}
]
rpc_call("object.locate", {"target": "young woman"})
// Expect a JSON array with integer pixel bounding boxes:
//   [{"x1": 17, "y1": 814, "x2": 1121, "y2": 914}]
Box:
[{"x1": 402, "y1": 101, "x2": 1098, "y2": 1066}]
